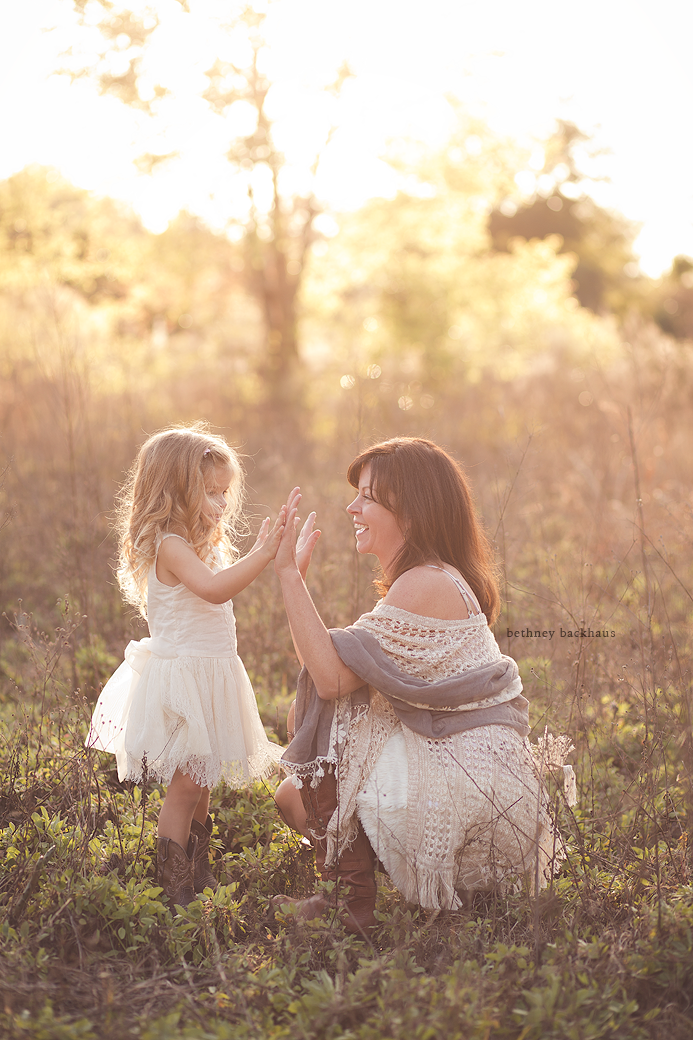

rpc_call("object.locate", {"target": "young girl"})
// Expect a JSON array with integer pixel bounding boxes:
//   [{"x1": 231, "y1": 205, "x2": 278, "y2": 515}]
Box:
[{"x1": 87, "y1": 425, "x2": 286, "y2": 906}]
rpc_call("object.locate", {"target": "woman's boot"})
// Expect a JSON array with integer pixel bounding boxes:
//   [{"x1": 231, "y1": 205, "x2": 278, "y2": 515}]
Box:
[
  {"x1": 156, "y1": 834, "x2": 197, "y2": 907},
  {"x1": 190, "y1": 815, "x2": 217, "y2": 893},
  {"x1": 275, "y1": 770, "x2": 377, "y2": 937}
]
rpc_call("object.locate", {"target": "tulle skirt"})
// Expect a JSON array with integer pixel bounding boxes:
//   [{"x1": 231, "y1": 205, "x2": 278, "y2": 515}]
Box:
[{"x1": 87, "y1": 638, "x2": 283, "y2": 789}]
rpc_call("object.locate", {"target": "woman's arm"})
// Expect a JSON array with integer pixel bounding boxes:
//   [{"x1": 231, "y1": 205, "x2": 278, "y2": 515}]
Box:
[
  {"x1": 275, "y1": 493, "x2": 364, "y2": 701},
  {"x1": 286, "y1": 511, "x2": 321, "y2": 667},
  {"x1": 156, "y1": 509, "x2": 286, "y2": 603}
]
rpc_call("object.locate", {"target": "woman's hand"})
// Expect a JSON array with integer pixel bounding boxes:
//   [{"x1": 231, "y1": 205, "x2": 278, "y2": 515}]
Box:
[
  {"x1": 274, "y1": 488, "x2": 364, "y2": 700},
  {"x1": 276, "y1": 490, "x2": 321, "y2": 580},
  {"x1": 295, "y1": 511, "x2": 321, "y2": 581}
]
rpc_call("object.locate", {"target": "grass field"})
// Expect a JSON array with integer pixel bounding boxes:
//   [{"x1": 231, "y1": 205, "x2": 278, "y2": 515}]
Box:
[{"x1": 2, "y1": 331, "x2": 693, "y2": 1038}]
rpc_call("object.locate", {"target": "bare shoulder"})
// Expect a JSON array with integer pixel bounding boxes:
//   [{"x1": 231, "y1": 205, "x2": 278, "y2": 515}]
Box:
[
  {"x1": 157, "y1": 534, "x2": 196, "y2": 564},
  {"x1": 156, "y1": 534, "x2": 206, "y2": 587},
  {"x1": 384, "y1": 566, "x2": 470, "y2": 621}
]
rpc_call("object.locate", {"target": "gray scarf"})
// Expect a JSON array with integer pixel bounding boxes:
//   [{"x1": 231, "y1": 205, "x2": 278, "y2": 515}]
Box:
[{"x1": 280, "y1": 625, "x2": 529, "y2": 777}]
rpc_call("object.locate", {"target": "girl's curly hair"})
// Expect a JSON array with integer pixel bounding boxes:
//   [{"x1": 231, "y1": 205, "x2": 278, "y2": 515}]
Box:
[{"x1": 116, "y1": 423, "x2": 246, "y2": 616}]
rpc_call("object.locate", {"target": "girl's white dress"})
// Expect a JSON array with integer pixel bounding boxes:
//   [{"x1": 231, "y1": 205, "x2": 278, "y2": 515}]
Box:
[{"x1": 87, "y1": 534, "x2": 282, "y2": 788}]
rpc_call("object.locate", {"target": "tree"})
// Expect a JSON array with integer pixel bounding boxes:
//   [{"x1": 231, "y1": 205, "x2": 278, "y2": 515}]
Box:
[
  {"x1": 0, "y1": 165, "x2": 142, "y2": 303},
  {"x1": 488, "y1": 121, "x2": 642, "y2": 316},
  {"x1": 0, "y1": 165, "x2": 254, "y2": 362},
  {"x1": 63, "y1": 0, "x2": 349, "y2": 410},
  {"x1": 301, "y1": 117, "x2": 619, "y2": 415},
  {"x1": 653, "y1": 255, "x2": 693, "y2": 340}
]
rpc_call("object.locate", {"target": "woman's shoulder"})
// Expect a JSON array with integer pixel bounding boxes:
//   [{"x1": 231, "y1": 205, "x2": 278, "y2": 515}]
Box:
[{"x1": 383, "y1": 565, "x2": 473, "y2": 622}]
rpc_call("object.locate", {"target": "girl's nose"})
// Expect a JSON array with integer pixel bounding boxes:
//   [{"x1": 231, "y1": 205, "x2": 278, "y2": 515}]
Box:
[{"x1": 346, "y1": 496, "x2": 359, "y2": 515}]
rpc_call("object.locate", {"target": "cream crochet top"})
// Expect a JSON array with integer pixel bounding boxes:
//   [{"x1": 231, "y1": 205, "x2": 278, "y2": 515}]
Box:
[{"x1": 322, "y1": 601, "x2": 561, "y2": 907}]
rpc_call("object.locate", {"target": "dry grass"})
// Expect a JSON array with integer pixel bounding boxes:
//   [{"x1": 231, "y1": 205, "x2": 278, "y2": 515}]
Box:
[{"x1": 1, "y1": 324, "x2": 693, "y2": 1037}]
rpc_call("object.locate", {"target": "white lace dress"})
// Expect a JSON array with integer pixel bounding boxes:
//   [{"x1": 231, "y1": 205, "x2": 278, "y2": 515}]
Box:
[
  {"x1": 87, "y1": 535, "x2": 282, "y2": 788},
  {"x1": 348, "y1": 584, "x2": 558, "y2": 910}
]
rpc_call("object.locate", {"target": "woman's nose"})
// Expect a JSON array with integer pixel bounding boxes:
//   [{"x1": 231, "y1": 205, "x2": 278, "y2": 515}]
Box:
[{"x1": 346, "y1": 496, "x2": 359, "y2": 515}]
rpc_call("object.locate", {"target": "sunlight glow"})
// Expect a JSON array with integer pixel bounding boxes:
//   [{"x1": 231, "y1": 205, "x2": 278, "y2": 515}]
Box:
[{"x1": 1, "y1": 0, "x2": 692, "y2": 273}]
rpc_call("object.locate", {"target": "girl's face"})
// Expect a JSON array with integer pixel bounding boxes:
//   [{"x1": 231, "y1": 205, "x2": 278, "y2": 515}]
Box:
[
  {"x1": 203, "y1": 463, "x2": 233, "y2": 526},
  {"x1": 346, "y1": 463, "x2": 405, "y2": 572}
]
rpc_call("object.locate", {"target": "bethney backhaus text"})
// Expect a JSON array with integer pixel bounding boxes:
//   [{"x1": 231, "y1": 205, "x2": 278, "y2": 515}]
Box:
[{"x1": 507, "y1": 628, "x2": 616, "y2": 639}]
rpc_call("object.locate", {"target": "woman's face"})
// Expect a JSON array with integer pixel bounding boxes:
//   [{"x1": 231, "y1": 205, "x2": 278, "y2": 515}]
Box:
[{"x1": 346, "y1": 463, "x2": 405, "y2": 571}]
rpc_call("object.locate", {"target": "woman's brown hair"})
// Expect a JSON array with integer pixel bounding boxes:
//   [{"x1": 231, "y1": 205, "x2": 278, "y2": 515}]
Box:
[{"x1": 347, "y1": 437, "x2": 500, "y2": 622}]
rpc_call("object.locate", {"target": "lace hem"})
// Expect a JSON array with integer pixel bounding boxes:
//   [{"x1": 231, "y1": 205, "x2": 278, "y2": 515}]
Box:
[
  {"x1": 319, "y1": 691, "x2": 398, "y2": 865},
  {"x1": 385, "y1": 828, "x2": 562, "y2": 909},
  {"x1": 121, "y1": 745, "x2": 282, "y2": 789}
]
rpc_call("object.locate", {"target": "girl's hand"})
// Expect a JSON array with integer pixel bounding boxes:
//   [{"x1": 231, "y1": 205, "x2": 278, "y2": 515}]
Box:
[
  {"x1": 275, "y1": 490, "x2": 302, "y2": 578},
  {"x1": 250, "y1": 517, "x2": 271, "y2": 553},
  {"x1": 253, "y1": 507, "x2": 287, "y2": 561},
  {"x1": 295, "y1": 511, "x2": 321, "y2": 581}
]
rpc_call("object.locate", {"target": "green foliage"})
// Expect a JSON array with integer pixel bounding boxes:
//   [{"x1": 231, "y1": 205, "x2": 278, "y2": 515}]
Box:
[
  {"x1": 1, "y1": 639, "x2": 693, "y2": 1040},
  {"x1": 303, "y1": 120, "x2": 621, "y2": 397},
  {"x1": 0, "y1": 166, "x2": 142, "y2": 303},
  {"x1": 652, "y1": 255, "x2": 693, "y2": 340},
  {"x1": 488, "y1": 121, "x2": 643, "y2": 317}
]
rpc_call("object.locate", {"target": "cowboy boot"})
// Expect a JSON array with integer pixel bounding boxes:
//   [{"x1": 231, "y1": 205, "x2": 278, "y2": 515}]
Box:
[
  {"x1": 326, "y1": 820, "x2": 378, "y2": 936},
  {"x1": 274, "y1": 770, "x2": 377, "y2": 937},
  {"x1": 156, "y1": 834, "x2": 197, "y2": 907},
  {"x1": 190, "y1": 815, "x2": 217, "y2": 893}
]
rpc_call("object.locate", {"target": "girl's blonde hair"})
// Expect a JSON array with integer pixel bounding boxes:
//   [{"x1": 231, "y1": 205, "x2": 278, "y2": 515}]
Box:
[{"x1": 116, "y1": 424, "x2": 246, "y2": 615}]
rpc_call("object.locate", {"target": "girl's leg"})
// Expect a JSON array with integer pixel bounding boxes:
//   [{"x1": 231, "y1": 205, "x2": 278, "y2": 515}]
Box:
[
  {"x1": 158, "y1": 769, "x2": 205, "y2": 847},
  {"x1": 275, "y1": 776, "x2": 309, "y2": 835},
  {"x1": 192, "y1": 787, "x2": 210, "y2": 826},
  {"x1": 189, "y1": 785, "x2": 216, "y2": 892},
  {"x1": 156, "y1": 769, "x2": 205, "y2": 906}
]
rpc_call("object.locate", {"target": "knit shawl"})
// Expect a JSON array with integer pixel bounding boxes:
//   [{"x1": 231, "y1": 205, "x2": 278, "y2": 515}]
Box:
[{"x1": 280, "y1": 625, "x2": 529, "y2": 781}]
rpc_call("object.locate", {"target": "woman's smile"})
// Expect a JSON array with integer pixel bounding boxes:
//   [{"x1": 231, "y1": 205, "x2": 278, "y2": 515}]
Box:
[{"x1": 347, "y1": 464, "x2": 405, "y2": 570}]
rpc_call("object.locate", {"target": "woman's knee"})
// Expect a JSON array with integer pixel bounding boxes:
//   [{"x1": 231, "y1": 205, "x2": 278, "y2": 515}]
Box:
[
  {"x1": 275, "y1": 776, "x2": 307, "y2": 834},
  {"x1": 275, "y1": 776, "x2": 297, "y2": 814}
]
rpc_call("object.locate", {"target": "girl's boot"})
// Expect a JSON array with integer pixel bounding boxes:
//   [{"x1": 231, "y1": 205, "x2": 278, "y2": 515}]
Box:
[
  {"x1": 156, "y1": 834, "x2": 197, "y2": 907},
  {"x1": 274, "y1": 770, "x2": 377, "y2": 937},
  {"x1": 190, "y1": 815, "x2": 217, "y2": 893}
]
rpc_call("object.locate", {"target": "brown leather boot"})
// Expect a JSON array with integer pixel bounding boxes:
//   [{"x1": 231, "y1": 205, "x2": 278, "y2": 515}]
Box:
[
  {"x1": 156, "y1": 834, "x2": 197, "y2": 907},
  {"x1": 274, "y1": 770, "x2": 377, "y2": 937},
  {"x1": 190, "y1": 815, "x2": 217, "y2": 893}
]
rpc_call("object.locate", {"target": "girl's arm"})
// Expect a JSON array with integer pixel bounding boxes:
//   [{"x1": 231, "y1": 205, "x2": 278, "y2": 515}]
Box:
[
  {"x1": 157, "y1": 508, "x2": 286, "y2": 604},
  {"x1": 275, "y1": 492, "x2": 363, "y2": 701}
]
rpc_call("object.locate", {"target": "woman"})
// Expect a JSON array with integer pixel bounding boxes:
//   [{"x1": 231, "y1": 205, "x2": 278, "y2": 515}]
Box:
[{"x1": 274, "y1": 438, "x2": 562, "y2": 935}]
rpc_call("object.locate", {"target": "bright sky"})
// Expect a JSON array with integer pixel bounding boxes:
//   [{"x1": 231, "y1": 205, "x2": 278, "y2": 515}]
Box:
[{"x1": 3, "y1": 0, "x2": 692, "y2": 275}]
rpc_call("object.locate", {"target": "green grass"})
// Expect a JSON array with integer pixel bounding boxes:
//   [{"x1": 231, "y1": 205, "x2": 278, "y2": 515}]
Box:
[{"x1": 1, "y1": 683, "x2": 692, "y2": 1040}]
